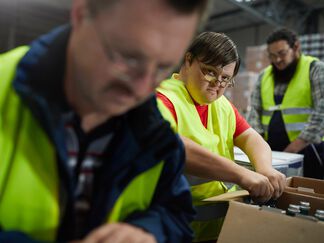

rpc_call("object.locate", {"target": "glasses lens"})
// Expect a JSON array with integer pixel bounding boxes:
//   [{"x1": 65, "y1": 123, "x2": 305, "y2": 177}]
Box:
[{"x1": 204, "y1": 73, "x2": 216, "y2": 82}]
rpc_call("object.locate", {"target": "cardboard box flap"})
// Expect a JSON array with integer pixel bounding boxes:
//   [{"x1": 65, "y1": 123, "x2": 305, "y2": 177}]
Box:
[{"x1": 203, "y1": 190, "x2": 249, "y2": 202}]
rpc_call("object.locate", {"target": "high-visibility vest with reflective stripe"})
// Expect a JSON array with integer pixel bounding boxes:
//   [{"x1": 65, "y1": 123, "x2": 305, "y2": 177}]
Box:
[
  {"x1": 0, "y1": 47, "x2": 164, "y2": 242},
  {"x1": 157, "y1": 76, "x2": 236, "y2": 242},
  {"x1": 261, "y1": 55, "x2": 319, "y2": 142}
]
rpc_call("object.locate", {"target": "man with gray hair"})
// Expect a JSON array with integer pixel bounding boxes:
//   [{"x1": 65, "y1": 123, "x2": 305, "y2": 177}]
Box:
[{"x1": 0, "y1": 0, "x2": 210, "y2": 242}]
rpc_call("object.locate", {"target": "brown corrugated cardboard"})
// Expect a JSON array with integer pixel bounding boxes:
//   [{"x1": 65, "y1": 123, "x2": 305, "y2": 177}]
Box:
[
  {"x1": 229, "y1": 71, "x2": 258, "y2": 113},
  {"x1": 276, "y1": 191, "x2": 324, "y2": 215},
  {"x1": 245, "y1": 44, "x2": 270, "y2": 73},
  {"x1": 218, "y1": 200, "x2": 324, "y2": 243},
  {"x1": 204, "y1": 190, "x2": 249, "y2": 202},
  {"x1": 208, "y1": 177, "x2": 324, "y2": 243},
  {"x1": 285, "y1": 176, "x2": 324, "y2": 197},
  {"x1": 276, "y1": 176, "x2": 324, "y2": 214}
]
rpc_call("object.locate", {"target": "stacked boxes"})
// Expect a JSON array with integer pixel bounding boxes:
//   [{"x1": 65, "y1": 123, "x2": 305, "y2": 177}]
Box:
[
  {"x1": 245, "y1": 44, "x2": 270, "y2": 73},
  {"x1": 225, "y1": 71, "x2": 258, "y2": 114},
  {"x1": 225, "y1": 44, "x2": 270, "y2": 114},
  {"x1": 300, "y1": 33, "x2": 324, "y2": 61}
]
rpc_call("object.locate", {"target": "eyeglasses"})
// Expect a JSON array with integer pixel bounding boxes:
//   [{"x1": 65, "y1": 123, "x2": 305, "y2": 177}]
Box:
[
  {"x1": 199, "y1": 62, "x2": 235, "y2": 88},
  {"x1": 89, "y1": 18, "x2": 175, "y2": 84},
  {"x1": 268, "y1": 48, "x2": 291, "y2": 61}
]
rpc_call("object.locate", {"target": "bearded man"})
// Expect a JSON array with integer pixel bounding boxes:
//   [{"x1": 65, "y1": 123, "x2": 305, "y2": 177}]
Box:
[{"x1": 247, "y1": 28, "x2": 324, "y2": 179}]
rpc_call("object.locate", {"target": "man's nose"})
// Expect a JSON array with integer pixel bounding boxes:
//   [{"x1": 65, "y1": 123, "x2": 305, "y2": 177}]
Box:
[
  {"x1": 132, "y1": 64, "x2": 158, "y2": 97},
  {"x1": 274, "y1": 56, "x2": 283, "y2": 63}
]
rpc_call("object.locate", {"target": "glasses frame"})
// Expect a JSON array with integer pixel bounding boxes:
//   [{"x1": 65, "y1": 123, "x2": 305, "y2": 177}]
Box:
[
  {"x1": 88, "y1": 17, "x2": 175, "y2": 84},
  {"x1": 198, "y1": 62, "x2": 235, "y2": 88},
  {"x1": 267, "y1": 47, "x2": 292, "y2": 61}
]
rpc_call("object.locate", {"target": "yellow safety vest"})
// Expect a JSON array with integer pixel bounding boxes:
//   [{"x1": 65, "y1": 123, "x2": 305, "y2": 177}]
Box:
[
  {"x1": 157, "y1": 76, "x2": 236, "y2": 242},
  {"x1": 261, "y1": 55, "x2": 321, "y2": 142},
  {"x1": 0, "y1": 47, "x2": 164, "y2": 241}
]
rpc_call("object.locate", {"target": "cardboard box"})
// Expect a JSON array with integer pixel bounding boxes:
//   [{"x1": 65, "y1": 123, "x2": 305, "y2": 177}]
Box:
[
  {"x1": 227, "y1": 71, "x2": 258, "y2": 113},
  {"x1": 285, "y1": 176, "x2": 324, "y2": 196},
  {"x1": 217, "y1": 200, "x2": 324, "y2": 243},
  {"x1": 276, "y1": 191, "x2": 324, "y2": 215},
  {"x1": 245, "y1": 44, "x2": 270, "y2": 73},
  {"x1": 276, "y1": 176, "x2": 324, "y2": 214},
  {"x1": 206, "y1": 180, "x2": 324, "y2": 243}
]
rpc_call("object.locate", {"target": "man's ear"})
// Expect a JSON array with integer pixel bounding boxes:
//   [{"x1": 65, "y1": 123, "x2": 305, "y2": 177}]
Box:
[
  {"x1": 185, "y1": 52, "x2": 193, "y2": 66},
  {"x1": 293, "y1": 41, "x2": 301, "y2": 53},
  {"x1": 71, "y1": 0, "x2": 87, "y2": 28}
]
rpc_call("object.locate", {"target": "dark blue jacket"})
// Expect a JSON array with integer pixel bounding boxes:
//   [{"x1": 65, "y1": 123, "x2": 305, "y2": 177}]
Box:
[{"x1": 0, "y1": 26, "x2": 195, "y2": 243}]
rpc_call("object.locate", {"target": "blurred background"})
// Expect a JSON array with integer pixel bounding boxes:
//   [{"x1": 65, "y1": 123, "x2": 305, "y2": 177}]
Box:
[{"x1": 1, "y1": 0, "x2": 323, "y2": 113}]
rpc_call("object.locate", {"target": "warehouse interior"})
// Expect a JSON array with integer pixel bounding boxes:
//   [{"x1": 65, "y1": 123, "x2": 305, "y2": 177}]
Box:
[
  {"x1": 0, "y1": 0, "x2": 324, "y2": 242},
  {"x1": 1, "y1": 0, "x2": 324, "y2": 59},
  {"x1": 1, "y1": 0, "x2": 324, "y2": 113}
]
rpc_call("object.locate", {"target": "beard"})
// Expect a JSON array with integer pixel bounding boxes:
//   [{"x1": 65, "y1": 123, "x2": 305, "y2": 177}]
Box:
[{"x1": 272, "y1": 58, "x2": 298, "y2": 84}]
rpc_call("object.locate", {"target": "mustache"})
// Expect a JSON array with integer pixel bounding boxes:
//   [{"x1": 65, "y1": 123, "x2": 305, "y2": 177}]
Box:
[{"x1": 103, "y1": 82, "x2": 140, "y2": 101}]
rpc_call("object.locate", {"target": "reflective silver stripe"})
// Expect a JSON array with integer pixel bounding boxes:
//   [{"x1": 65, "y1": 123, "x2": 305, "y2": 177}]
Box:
[
  {"x1": 268, "y1": 104, "x2": 281, "y2": 111},
  {"x1": 194, "y1": 202, "x2": 228, "y2": 221},
  {"x1": 263, "y1": 123, "x2": 306, "y2": 132},
  {"x1": 285, "y1": 122, "x2": 307, "y2": 131},
  {"x1": 185, "y1": 174, "x2": 214, "y2": 186},
  {"x1": 263, "y1": 108, "x2": 313, "y2": 116},
  {"x1": 281, "y1": 108, "x2": 313, "y2": 115},
  {"x1": 262, "y1": 110, "x2": 273, "y2": 116}
]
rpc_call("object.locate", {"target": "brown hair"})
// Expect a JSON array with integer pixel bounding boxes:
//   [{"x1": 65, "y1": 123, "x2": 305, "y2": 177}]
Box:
[
  {"x1": 187, "y1": 32, "x2": 240, "y2": 77},
  {"x1": 266, "y1": 28, "x2": 298, "y2": 48}
]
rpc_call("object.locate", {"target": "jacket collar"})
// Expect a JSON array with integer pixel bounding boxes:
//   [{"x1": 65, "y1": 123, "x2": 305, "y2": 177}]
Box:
[
  {"x1": 13, "y1": 26, "x2": 74, "y2": 207},
  {"x1": 14, "y1": 25, "x2": 71, "y2": 113}
]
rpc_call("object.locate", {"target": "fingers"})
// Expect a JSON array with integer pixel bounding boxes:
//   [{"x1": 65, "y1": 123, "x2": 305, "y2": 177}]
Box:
[
  {"x1": 253, "y1": 167, "x2": 287, "y2": 201},
  {"x1": 100, "y1": 224, "x2": 156, "y2": 243},
  {"x1": 255, "y1": 181, "x2": 274, "y2": 203},
  {"x1": 82, "y1": 223, "x2": 156, "y2": 243},
  {"x1": 82, "y1": 224, "x2": 119, "y2": 243},
  {"x1": 239, "y1": 169, "x2": 286, "y2": 203},
  {"x1": 269, "y1": 171, "x2": 286, "y2": 199},
  {"x1": 270, "y1": 177, "x2": 281, "y2": 199},
  {"x1": 246, "y1": 173, "x2": 274, "y2": 203}
]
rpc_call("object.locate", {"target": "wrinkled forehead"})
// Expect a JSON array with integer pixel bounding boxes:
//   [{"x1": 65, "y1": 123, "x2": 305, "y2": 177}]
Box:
[{"x1": 92, "y1": 1, "x2": 200, "y2": 66}]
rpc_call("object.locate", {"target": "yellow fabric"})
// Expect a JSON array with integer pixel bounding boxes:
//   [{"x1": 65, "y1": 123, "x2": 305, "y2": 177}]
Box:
[
  {"x1": 191, "y1": 218, "x2": 224, "y2": 242},
  {"x1": 107, "y1": 161, "x2": 164, "y2": 222},
  {"x1": 261, "y1": 55, "x2": 318, "y2": 141},
  {"x1": 0, "y1": 46, "x2": 60, "y2": 241},
  {"x1": 157, "y1": 75, "x2": 236, "y2": 241},
  {"x1": 0, "y1": 47, "x2": 164, "y2": 241}
]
